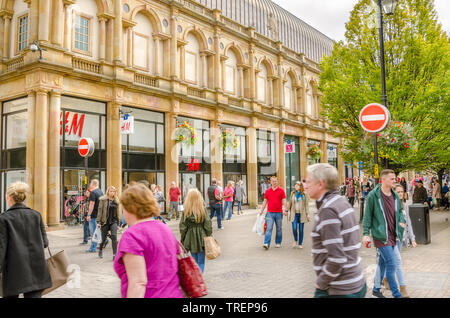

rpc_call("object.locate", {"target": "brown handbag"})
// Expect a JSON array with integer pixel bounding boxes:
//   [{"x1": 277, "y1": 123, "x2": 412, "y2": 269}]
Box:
[
  {"x1": 42, "y1": 247, "x2": 71, "y2": 296},
  {"x1": 204, "y1": 236, "x2": 221, "y2": 260},
  {"x1": 177, "y1": 241, "x2": 207, "y2": 298}
]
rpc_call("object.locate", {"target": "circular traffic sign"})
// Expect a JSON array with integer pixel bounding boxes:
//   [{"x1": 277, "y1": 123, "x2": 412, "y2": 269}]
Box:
[
  {"x1": 78, "y1": 137, "x2": 95, "y2": 157},
  {"x1": 359, "y1": 103, "x2": 390, "y2": 133}
]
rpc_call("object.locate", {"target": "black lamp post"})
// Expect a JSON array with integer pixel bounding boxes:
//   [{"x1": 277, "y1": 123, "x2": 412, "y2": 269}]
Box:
[{"x1": 374, "y1": 0, "x2": 398, "y2": 184}]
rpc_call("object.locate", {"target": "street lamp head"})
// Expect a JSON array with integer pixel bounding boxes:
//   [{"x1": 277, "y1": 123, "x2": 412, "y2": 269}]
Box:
[
  {"x1": 381, "y1": 0, "x2": 399, "y2": 15},
  {"x1": 30, "y1": 42, "x2": 39, "y2": 52}
]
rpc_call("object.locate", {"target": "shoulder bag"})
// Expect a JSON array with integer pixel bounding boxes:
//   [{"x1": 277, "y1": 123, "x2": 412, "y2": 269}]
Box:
[
  {"x1": 177, "y1": 241, "x2": 207, "y2": 298},
  {"x1": 42, "y1": 247, "x2": 71, "y2": 295},
  {"x1": 204, "y1": 236, "x2": 221, "y2": 260}
]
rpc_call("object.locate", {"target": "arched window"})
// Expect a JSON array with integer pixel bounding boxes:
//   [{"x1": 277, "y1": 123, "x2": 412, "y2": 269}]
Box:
[
  {"x1": 133, "y1": 13, "x2": 154, "y2": 72},
  {"x1": 257, "y1": 63, "x2": 268, "y2": 104},
  {"x1": 284, "y1": 74, "x2": 293, "y2": 110},
  {"x1": 306, "y1": 82, "x2": 314, "y2": 116},
  {"x1": 225, "y1": 49, "x2": 238, "y2": 96},
  {"x1": 185, "y1": 33, "x2": 201, "y2": 85}
]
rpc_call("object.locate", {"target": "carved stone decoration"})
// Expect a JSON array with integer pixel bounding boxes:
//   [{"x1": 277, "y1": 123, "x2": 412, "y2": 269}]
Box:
[{"x1": 267, "y1": 12, "x2": 278, "y2": 41}]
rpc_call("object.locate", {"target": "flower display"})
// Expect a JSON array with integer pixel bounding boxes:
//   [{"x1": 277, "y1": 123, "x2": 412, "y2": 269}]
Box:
[
  {"x1": 306, "y1": 144, "x2": 322, "y2": 160},
  {"x1": 174, "y1": 121, "x2": 198, "y2": 147},
  {"x1": 222, "y1": 129, "x2": 239, "y2": 151}
]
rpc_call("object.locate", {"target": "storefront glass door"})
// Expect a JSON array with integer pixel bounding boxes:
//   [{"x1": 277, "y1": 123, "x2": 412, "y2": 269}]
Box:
[
  {"x1": 179, "y1": 173, "x2": 211, "y2": 204},
  {"x1": 285, "y1": 136, "x2": 300, "y2": 198}
]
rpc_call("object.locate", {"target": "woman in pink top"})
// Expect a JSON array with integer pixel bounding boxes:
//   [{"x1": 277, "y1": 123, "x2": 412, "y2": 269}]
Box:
[
  {"x1": 114, "y1": 182, "x2": 183, "y2": 298},
  {"x1": 224, "y1": 181, "x2": 235, "y2": 220}
]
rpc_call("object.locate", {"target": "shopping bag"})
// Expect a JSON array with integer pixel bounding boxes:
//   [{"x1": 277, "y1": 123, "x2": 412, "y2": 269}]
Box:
[
  {"x1": 42, "y1": 248, "x2": 71, "y2": 295},
  {"x1": 178, "y1": 204, "x2": 184, "y2": 212},
  {"x1": 91, "y1": 227, "x2": 102, "y2": 243},
  {"x1": 204, "y1": 236, "x2": 221, "y2": 260},
  {"x1": 177, "y1": 242, "x2": 207, "y2": 298},
  {"x1": 252, "y1": 213, "x2": 266, "y2": 236}
]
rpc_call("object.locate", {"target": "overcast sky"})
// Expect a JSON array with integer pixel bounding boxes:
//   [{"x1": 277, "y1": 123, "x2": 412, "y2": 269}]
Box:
[{"x1": 272, "y1": 0, "x2": 450, "y2": 41}]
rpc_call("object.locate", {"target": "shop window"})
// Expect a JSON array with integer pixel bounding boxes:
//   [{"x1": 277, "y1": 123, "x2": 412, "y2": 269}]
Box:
[
  {"x1": 327, "y1": 143, "x2": 338, "y2": 169},
  {"x1": 257, "y1": 130, "x2": 276, "y2": 176},
  {"x1": 307, "y1": 139, "x2": 321, "y2": 165},
  {"x1": 177, "y1": 117, "x2": 210, "y2": 163},
  {"x1": 222, "y1": 124, "x2": 246, "y2": 163}
]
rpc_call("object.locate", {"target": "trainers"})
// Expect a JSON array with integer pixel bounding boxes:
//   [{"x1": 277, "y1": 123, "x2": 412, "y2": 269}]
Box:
[
  {"x1": 372, "y1": 290, "x2": 385, "y2": 298},
  {"x1": 79, "y1": 241, "x2": 88, "y2": 245},
  {"x1": 219, "y1": 227, "x2": 224, "y2": 230},
  {"x1": 298, "y1": 245, "x2": 303, "y2": 249},
  {"x1": 292, "y1": 242, "x2": 297, "y2": 248},
  {"x1": 85, "y1": 249, "x2": 96, "y2": 253},
  {"x1": 263, "y1": 244, "x2": 269, "y2": 250},
  {"x1": 98, "y1": 250, "x2": 103, "y2": 259},
  {"x1": 275, "y1": 244, "x2": 281, "y2": 248}
]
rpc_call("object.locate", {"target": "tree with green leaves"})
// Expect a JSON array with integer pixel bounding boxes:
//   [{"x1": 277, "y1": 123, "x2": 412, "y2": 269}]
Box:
[{"x1": 319, "y1": 0, "x2": 450, "y2": 176}]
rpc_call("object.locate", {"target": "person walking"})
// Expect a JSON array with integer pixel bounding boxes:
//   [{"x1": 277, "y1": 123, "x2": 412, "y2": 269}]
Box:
[
  {"x1": 207, "y1": 178, "x2": 224, "y2": 230},
  {"x1": 224, "y1": 181, "x2": 235, "y2": 220},
  {"x1": 153, "y1": 185, "x2": 165, "y2": 214},
  {"x1": 179, "y1": 188, "x2": 213, "y2": 274},
  {"x1": 217, "y1": 180, "x2": 224, "y2": 219},
  {"x1": 431, "y1": 179, "x2": 442, "y2": 210},
  {"x1": 80, "y1": 188, "x2": 91, "y2": 245},
  {"x1": 412, "y1": 180, "x2": 428, "y2": 205},
  {"x1": 288, "y1": 181, "x2": 310, "y2": 249},
  {"x1": 97, "y1": 186, "x2": 120, "y2": 260},
  {"x1": 442, "y1": 183, "x2": 449, "y2": 210},
  {"x1": 259, "y1": 176, "x2": 288, "y2": 250},
  {"x1": 85, "y1": 179, "x2": 104, "y2": 253},
  {"x1": 303, "y1": 164, "x2": 366, "y2": 298},
  {"x1": 362, "y1": 169, "x2": 406, "y2": 298},
  {"x1": 347, "y1": 179, "x2": 356, "y2": 207},
  {"x1": 235, "y1": 180, "x2": 246, "y2": 215},
  {"x1": 167, "y1": 181, "x2": 182, "y2": 221},
  {"x1": 114, "y1": 182, "x2": 183, "y2": 298},
  {"x1": 0, "y1": 182, "x2": 52, "y2": 298}
]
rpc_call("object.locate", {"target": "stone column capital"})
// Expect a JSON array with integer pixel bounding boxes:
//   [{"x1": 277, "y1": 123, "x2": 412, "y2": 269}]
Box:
[
  {"x1": 50, "y1": 89, "x2": 62, "y2": 97},
  {"x1": 0, "y1": 9, "x2": 14, "y2": 19},
  {"x1": 35, "y1": 88, "x2": 49, "y2": 95}
]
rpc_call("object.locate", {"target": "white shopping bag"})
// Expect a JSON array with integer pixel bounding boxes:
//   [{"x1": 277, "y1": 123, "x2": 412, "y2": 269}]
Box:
[
  {"x1": 91, "y1": 227, "x2": 102, "y2": 243},
  {"x1": 252, "y1": 213, "x2": 266, "y2": 236},
  {"x1": 178, "y1": 204, "x2": 184, "y2": 212}
]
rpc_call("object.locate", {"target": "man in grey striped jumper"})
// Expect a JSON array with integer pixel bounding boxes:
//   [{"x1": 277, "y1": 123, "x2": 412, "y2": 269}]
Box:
[{"x1": 304, "y1": 163, "x2": 366, "y2": 298}]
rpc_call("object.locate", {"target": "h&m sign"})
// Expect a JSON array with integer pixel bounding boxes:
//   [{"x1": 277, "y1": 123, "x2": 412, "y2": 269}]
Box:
[{"x1": 60, "y1": 111, "x2": 85, "y2": 137}]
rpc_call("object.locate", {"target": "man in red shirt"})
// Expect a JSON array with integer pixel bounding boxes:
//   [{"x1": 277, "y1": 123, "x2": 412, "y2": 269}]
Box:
[
  {"x1": 259, "y1": 176, "x2": 288, "y2": 249},
  {"x1": 167, "y1": 181, "x2": 182, "y2": 221}
]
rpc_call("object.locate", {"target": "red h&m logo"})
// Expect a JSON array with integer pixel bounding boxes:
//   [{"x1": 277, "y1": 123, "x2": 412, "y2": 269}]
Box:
[
  {"x1": 60, "y1": 111, "x2": 85, "y2": 137},
  {"x1": 187, "y1": 159, "x2": 200, "y2": 171}
]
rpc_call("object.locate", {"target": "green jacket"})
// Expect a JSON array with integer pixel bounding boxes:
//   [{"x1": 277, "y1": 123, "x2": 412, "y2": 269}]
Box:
[
  {"x1": 362, "y1": 184, "x2": 406, "y2": 244},
  {"x1": 179, "y1": 212, "x2": 212, "y2": 254}
]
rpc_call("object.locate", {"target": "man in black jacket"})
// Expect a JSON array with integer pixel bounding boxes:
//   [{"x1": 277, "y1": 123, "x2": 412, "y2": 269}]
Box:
[{"x1": 413, "y1": 180, "x2": 428, "y2": 204}]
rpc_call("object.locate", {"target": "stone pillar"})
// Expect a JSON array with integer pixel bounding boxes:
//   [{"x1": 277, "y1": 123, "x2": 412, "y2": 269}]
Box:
[
  {"x1": 154, "y1": 36, "x2": 160, "y2": 76},
  {"x1": 246, "y1": 126, "x2": 258, "y2": 208},
  {"x1": 320, "y1": 140, "x2": 328, "y2": 163},
  {"x1": 165, "y1": 112, "x2": 179, "y2": 211},
  {"x1": 213, "y1": 29, "x2": 221, "y2": 90},
  {"x1": 99, "y1": 18, "x2": 106, "y2": 61},
  {"x1": 107, "y1": 102, "x2": 122, "y2": 193},
  {"x1": 277, "y1": 129, "x2": 286, "y2": 191},
  {"x1": 300, "y1": 136, "x2": 307, "y2": 181},
  {"x1": 268, "y1": 78, "x2": 273, "y2": 106},
  {"x1": 238, "y1": 66, "x2": 244, "y2": 97},
  {"x1": 201, "y1": 53, "x2": 207, "y2": 88},
  {"x1": 34, "y1": 89, "x2": 49, "y2": 224},
  {"x1": 106, "y1": 19, "x2": 113, "y2": 62},
  {"x1": 113, "y1": 0, "x2": 122, "y2": 63},
  {"x1": 210, "y1": 120, "x2": 223, "y2": 185},
  {"x1": 338, "y1": 144, "x2": 345, "y2": 184},
  {"x1": 26, "y1": 91, "x2": 36, "y2": 209},
  {"x1": 179, "y1": 44, "x2": 185, "y2": 81},
  {"x1": 30, "y1": 0, "x2": 39, "y2": 44},
  {"x1": 3, "y1": 15, "x2": 11, "y2": 59},
  {"x1": 170, "y1": 14, "x2": 177, "y2": 79},
  {"x1": 38, "y1": 0, "x2": 50, "y2": 42},
  {"x1": 293, "y1": 88, "x2": 298, "y2": 112},
  {"x1": 0, "y1": 17, "x2": 4, "y2": 59},
  {"x1": 52, "y1": 0, "x2": 63, "y2": 46},
  {"x1": 63, "y1": 3, "x2": 71, "y2": 49},
  {"x1": 48, "y1": 91, "x2": 61, "y2": 226},
  {"x1": 220, "y1": 58, "x2": 226, "y2": 90},
  {"x1": 249, "y1": 45, "x2": 255, "y2": 99},
  {"x1": 126, "y1": 27, "x2": 132, "y2": 67}
]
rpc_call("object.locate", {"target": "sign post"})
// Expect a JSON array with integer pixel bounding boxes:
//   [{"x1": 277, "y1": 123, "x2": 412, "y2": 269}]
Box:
[
  {"x1": 359, "y1": 103, "x2": 390, "y2": 184},
  {"x1": 78, "y1": 137, "x2": 95, "y2": 188}
]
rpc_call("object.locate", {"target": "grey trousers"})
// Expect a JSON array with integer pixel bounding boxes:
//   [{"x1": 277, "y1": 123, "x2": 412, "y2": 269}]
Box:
[{"x1": 168, "y1": 201, "x2": 179, "y2": 219}]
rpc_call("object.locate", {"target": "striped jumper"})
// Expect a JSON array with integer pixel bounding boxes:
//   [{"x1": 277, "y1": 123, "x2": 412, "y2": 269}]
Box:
[{"x1": 311, "y1": 190, "x2": 365, "y2": 295}]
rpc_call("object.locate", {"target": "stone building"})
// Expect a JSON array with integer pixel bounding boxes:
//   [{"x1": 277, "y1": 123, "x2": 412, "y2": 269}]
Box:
[{"x1": 0, "y1": 0, "x2": 346, "y2": 227}]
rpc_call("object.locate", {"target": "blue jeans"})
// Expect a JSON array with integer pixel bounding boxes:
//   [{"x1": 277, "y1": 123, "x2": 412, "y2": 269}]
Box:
[
  {"x1": 82, "y1": 218, "x2": 90, "y2": 243},
  {"x1": 264, "y1": 212, "x2": 283, "y2": 246},
  {"x1": 224, "y1": 201, "x2": 233, "y2": 220},
  {"x1": 209, "y1": 204, "x2": 222, "y2": 229},
  {"x1": 373, "y1": 245, "x2": 402, "y2": 298},
  {"x1": 237, "y1": 201, "x2": 242, "y2": 212},
  {"x1": 292, "y1": 214, "x2": 305, "y2": 245},
  {"x1": 191, "y1": 250, "x2": 206, "y2": 273},
  {"x1": 88, "y1": 218, "x2": 98, "y2": 251},
  {"x1": 374, "y1": 240, "x2": 405, "y2": 288}
]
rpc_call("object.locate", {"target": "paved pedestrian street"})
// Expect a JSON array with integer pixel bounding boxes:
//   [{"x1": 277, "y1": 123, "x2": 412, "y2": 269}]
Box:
[{"x1": 43, "y1": 203, "x2": 450, "y2": 298}]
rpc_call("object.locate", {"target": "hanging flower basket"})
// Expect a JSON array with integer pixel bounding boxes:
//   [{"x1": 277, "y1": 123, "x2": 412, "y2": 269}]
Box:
[
  {"x1": 306, "y1": 144, "x2": 322, "y2": 161},
  {"x1": 174, "y1": 121, "x2": 198, "y2": 147},
  {"x1": 222, "y1": 129, "x2": 239, "y2": 152}
]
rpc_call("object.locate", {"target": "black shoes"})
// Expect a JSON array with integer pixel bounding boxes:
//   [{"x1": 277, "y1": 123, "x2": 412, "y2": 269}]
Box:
[
  {"x1": 372, "y1": 290, "x2": 385, "y2": 298},
  {"x1": 98, "y1": 250, "x2": 103, "y2": 259}
]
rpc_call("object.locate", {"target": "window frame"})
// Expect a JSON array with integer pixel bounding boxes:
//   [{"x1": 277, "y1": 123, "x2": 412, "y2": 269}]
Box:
[
  {"x1": 72, "y1": 12, "x2": 93, "y2": 57},
  {"x1": 185, "y1": 49, "x2": 198, "y2": 85},
  {"x1": 132, "y1": 31, "x2": 151, "y2": 72},
  {"x1": 15, "y1": 13, "x2": 29, "y2": 55}
]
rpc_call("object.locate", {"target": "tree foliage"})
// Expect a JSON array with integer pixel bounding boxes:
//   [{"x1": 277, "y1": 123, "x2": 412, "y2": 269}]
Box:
[{"x1": 319, "y1": 0, "x2": 450, "y2": 174}]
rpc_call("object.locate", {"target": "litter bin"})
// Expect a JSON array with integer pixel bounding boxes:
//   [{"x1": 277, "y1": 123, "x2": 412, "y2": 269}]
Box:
[
  {"x1": 408, "y1": 203, "x2": 431, "y2": 244},
  {"x1": 359, "y1": 197, "x2": 365, "y2": 223}
]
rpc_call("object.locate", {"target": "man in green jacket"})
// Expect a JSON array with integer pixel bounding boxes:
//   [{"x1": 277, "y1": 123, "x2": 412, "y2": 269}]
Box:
[{"x1": 362, "y1": 169, "x2": 406, "y2": 298}]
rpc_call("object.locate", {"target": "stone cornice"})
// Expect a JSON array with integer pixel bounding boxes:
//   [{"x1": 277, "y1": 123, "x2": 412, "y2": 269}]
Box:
[{"x1": 0, "y1": 9, "x2": 14, "y2": 19}]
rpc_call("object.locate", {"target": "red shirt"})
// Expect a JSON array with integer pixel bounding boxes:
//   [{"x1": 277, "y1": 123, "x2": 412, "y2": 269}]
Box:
[
  {"x1": 264, "y1": 187, "x2": 286, "y2": 213},
  {"x1": 169, "y1": 187, "x2": 181, "y2": 202}
]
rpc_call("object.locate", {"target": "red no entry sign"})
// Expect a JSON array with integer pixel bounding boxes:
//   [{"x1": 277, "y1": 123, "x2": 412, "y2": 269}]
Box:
[
  {"x1": 359, "y1": 103, "x2": 390, "y2": 133},
  {"x1": 78, "y1": 137, "x2": 95, "y2": 157}
]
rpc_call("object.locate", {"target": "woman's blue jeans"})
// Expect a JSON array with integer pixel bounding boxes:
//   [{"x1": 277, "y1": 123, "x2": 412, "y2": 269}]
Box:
[
  {"x1": 191, "y1": 250, "x2": 206, "y2": 273},
  {"x1": 292, "y1": 214, "x2": 305, "y2": 245},
  {"x1": 264, "y1": 212, "x2": 283, "y2": 246},
  {"x1": 374, "y1": 240, "x2": 405, "y2": 288},
  {"x1": 224, "y1": 201, "x2": 233, "y2": 220},
  {"x1": 237, "y1": 201, "x2": 242, "y2": 212},
  {"x1": 373, "y1": 244, "x2": 402, "y2": 298}
]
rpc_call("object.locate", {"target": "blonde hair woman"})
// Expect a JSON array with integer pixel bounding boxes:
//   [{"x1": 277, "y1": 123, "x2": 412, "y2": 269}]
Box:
[
  {"x1": 97, "y1": 186, "x2": 121, "y2": 260},
  {"x1": 288, "y1": 181, "x2": 310, "y2": 249},
  {"x1": 0, "y1": 182, "x2": 52, "y2": 298},
  {"x1": 113, "y1": 182, "x2": 183, "y2": 298},
  {"x1": 179, "y1": 188, "x2": 212, "y2": 273}
]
